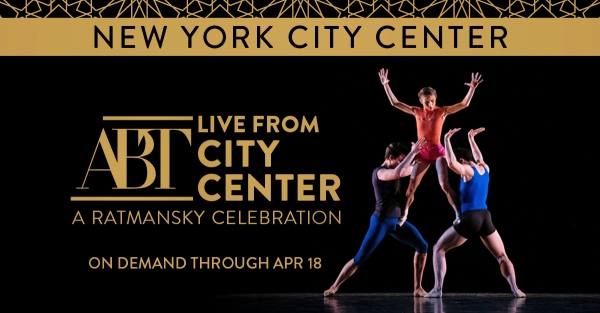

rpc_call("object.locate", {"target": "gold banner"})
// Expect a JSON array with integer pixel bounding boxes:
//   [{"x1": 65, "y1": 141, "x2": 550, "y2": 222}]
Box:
[{"x1": 2, "y1": 19, "x2": 599, "y2": 56}]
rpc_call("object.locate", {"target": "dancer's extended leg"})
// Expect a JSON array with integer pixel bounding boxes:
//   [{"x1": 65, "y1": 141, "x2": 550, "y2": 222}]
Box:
[
  {"x1": 324, "y1": 215, "x2": 393, "y2": 296},
  {"x1": 435, "y1": 157, "x2": 460, "y2": 218},
  {"x1": 480, "y1": 231, "x2": 526, "y2": 298},
  {"x1": 425, "y1": 227, "x2": 467, "y2": 298},
  {"x1": 323, "y1": 259, "x2": 358, "y2": 296},
  {"x1": 404, "y1": 161, "x2": 430, "y2": 213}
]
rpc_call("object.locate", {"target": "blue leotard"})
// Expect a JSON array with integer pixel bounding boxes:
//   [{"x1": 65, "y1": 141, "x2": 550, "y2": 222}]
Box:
[
  {"x1": 460, "y1": 166, "x2": 489, "y2": 213},
  {"x1": 453, "y1": 166, "x2": 496, "y2": 238}
]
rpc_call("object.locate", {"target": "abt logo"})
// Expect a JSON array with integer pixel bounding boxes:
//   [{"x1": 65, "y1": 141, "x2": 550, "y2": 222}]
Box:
[{"x1": 73, "y1": 116, "x2": 193, "y2": 201}]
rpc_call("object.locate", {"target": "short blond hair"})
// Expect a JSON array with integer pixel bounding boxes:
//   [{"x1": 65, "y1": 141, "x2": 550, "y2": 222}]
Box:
[{"x1": 418, "y1": 87, "x2": 437, "y2": 99}]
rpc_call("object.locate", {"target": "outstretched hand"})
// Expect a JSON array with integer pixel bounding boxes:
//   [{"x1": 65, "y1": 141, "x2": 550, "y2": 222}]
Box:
[
  {"x1": 378, "y1": 68, "x2": 390, "y2": 85},
  {"x1": 410, "y1": 137, "x2": 426, "y2": 153},
  {"x1": 468, "y1": 127, "x2": 485, "y2": 138},
  {"x1": 465, "y1": 72, "x2": 483, "y2": 88},
  {"x1": 444, "y1": 128, "x2": 461, "y2": 139}
]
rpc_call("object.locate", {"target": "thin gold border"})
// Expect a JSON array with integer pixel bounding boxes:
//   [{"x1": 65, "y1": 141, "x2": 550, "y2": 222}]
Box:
[
  {"x1": 102, "y1": 116, "x2": 194, "y2": 121},
  {"x1": 71, "y1": 197, "x2": 194, "y2": 201}
]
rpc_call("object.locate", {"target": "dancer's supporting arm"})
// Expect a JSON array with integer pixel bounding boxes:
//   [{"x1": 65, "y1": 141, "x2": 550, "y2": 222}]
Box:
[
  {"x1": 378, "y1": 138, "x2": 426, "y2": 225},
  {"x1": 378, "y1": 68, "x2": 417, "y2": 115},
  {"x1": 444, "y1": 128, "x2": 474, "y2": 177},
  {"x1": 468, "y1": 127, "x2": 490, "y2": 172},
  {"x1": 444, "y1": 72, "x2": 484, "y2": 115},
  {"x1": 443, "y1": 128, "x2": 470, "y2": 224},
  {"x1": 399, "y1": 159, "x2": 416, "y2": 178},
  {"x1": 378, "y1": 138, "x2": 426, "y2": 181}
]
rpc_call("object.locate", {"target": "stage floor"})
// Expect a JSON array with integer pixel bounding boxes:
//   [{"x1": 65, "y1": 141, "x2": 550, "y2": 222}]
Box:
[{"x1": 208, "y1": 293, "x2": 600, "y2": 312}]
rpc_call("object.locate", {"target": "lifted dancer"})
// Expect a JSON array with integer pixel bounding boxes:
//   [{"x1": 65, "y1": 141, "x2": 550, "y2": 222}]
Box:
[
  {"x1": 324, "y1": 138, "x2": 429, "y2": 297},
  {"x1": 425, "y1": 128, "x2": 525, "y2": 298},
  {"x1": 379, "y1": 69, "x2": 483, "y2": 225}
]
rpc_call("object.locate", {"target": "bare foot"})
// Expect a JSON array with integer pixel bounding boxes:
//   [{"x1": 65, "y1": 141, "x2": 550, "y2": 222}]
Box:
[
  {"x1": 324, "y1": 287, "x2": 338, "y2": 297},
  {"x1": 413, "y1": 287, "x2": 427, "y2": 297},
  {"x1": 424, "y1": 289, "x2": 442, "y2": 298},
  {"x1": 513, "y1": 289, "x2": 526, "y2": 298}
]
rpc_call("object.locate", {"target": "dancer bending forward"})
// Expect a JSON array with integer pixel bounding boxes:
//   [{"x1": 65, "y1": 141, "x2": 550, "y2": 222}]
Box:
[
  {"x1": 425, "y1": 128, "x2": 525, "y2": 298},
  {"x1": 324, "y1": 138, "x2": 430, "y2": 297}
]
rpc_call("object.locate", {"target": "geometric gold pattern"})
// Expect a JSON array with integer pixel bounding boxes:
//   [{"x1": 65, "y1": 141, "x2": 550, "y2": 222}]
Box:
[{"x1": 0, "y1": 0, "x2": 598, "y2": 17}]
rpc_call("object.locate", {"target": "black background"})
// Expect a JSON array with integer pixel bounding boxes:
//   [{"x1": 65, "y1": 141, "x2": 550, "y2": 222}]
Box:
[{"x1": 16, "y1": 57, "x2": 598, "y2": 302}]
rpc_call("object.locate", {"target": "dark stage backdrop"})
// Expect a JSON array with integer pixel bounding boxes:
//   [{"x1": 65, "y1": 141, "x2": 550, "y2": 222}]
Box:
[{"x1": 22, "y1": 57, "x2": 598, "y2": 300}]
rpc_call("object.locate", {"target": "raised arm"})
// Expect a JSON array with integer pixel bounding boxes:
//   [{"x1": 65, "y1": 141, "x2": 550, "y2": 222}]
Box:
[
  {"x1": 468, "y1": 127, "x2": 489, "y2": 171},
  {"x1": 468, "y1": 128, "x2": 485, "y2": 163},
  {"x1": 379, "y1": 68, "x2": 417, "y2": 115},
  {"x1": 444, "y1": 72, "x2": 483, "y2": 115},
  {"x1": 399, "y1": 160, "x2": 415, "y2": 178},
  {"x1": 444, "y1": 128, "x2": 474, "y2": 176},
  {"x1": 377, "y1": 138, "x2": 426, "y2": 181}
]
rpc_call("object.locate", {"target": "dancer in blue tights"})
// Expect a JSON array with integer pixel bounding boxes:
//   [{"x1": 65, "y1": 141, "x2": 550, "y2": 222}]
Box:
[{"x1": 324, "y1": 138, "x2": 429, "y2": 297}]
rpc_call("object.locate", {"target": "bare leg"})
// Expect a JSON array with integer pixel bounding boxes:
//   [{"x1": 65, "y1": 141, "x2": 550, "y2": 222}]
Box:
[
  {"x1": 480, "y1": 231, "x2": 526, "y2": 298},
  {"x1": 414, "y1": 252, "x2": 427, "y2": 296},
  {"x1": 425, "y1": 227, "x2": 468, "y2": 298},
  {"x1": 405, "y1": 161, "x2": 430, "y2": 213},
  {"x1": 324, "y1": 259, "x2": 359, "y2": 296},
  {"x1": 435, "y1": 157, "x2": 460, "y2": 220}
]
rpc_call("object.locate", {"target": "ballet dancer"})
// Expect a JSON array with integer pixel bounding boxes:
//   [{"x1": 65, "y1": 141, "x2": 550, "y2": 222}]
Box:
[
  {"x1": 425, "y1": 127, "x2": 525, "y2": 298},
  {"x1": 378, "y1": 69, "x2": 483, "y2": 225},
  {"x1": 324, "y1": 138, "x2": 430, "y2": 297}
]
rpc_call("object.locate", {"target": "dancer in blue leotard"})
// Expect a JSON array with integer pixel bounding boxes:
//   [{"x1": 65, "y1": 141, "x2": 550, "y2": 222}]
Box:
[
  {"x1": 425, "y1": 128, "x2": 526, "y2": 298},
  {"x1": 324, "y1": 138, "x2": 430, "y2": 297}
]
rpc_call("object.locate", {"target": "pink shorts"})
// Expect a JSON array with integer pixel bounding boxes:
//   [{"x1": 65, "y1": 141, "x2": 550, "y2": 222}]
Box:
[{"x1": 417, "y1": 144, "x2": 445, "y2": 164}]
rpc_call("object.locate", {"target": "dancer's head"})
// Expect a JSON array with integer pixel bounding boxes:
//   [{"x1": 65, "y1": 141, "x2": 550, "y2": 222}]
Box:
[
  {"x1": 385, "y1": 142, "x2": 410, "y2": 167},
  {"x1": 418, "y1": 87, "x2": 437, "y2": 110},
  {"x1": 454, "y1": 147, "x2": 475, "y2": 164}
]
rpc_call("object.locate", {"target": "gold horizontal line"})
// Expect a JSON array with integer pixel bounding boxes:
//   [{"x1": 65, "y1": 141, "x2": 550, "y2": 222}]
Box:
[
  {"x1": 70, "y1": 197, "x2": 194, "y2": 201},
  {"x1": 102, "y1": 116, "x2": 193, "y2": 121}
]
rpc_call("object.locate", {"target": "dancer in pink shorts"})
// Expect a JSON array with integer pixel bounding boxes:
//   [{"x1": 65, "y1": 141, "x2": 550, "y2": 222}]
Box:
[{"x1": 378, "y1": 69, "x2": 483, "y2": 225}]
